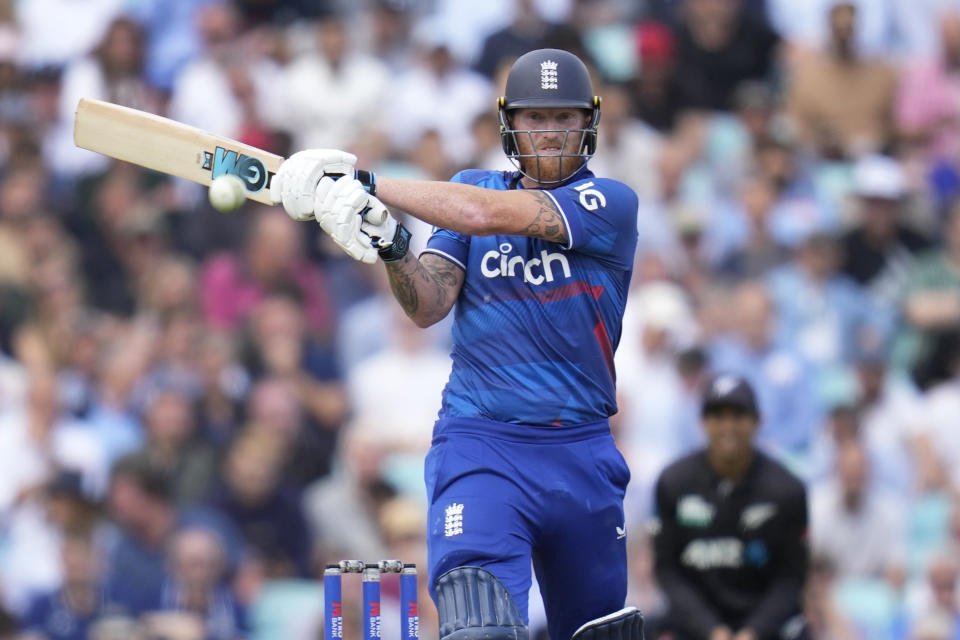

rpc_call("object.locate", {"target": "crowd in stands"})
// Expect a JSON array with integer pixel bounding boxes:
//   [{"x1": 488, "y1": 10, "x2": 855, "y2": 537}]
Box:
[{"x1": 0, "y1": 0, "x2": 959, "y2": 638}]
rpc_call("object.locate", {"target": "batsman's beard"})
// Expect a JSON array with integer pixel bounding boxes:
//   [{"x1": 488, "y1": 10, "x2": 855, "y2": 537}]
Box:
[
  {"x1": 512, "y1": 128, "x2": 587, "y2": 185},
  {"x1": 519, "y1": 152, "x2": 585, "y2": 185}
]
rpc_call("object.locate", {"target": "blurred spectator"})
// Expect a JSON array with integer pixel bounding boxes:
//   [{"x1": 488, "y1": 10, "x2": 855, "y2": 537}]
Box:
[
  {"x1": 335, "y1": 266, "x2": 452, "y2": 374},
  {"x1": 473, "y1": 0, "x2": 551, "y2": 79},
  {"x1": 13, "y1": 0, "x2": 125, "y2": 70},
  {"x1": 766, "y1": 232, "x2": 884, "y2": 395},
  {"x1": 103, "y1": 456, "x2": 239, "y2": 616},
  {"x1": 49, "y1": 16, "x2": 157, "y2": 177},
  {"x1": 200, "y1": 207, "x2": 335, "y2": 336},
  {"x1": 910, "y1": 328, "x2": 960, "y2": 493},
  {"x1": 803, "y1": 553, "x2": 860, "y2": 640},
  {"x1": 671, "y1": 0, "x2": 782, "y2": 112},
  {"x1": 384, "y1": 27, "x2": 491, "y2": 166},
  {"x1": 278, "y1": 14, "x2": 389, "y2": 152},
  {"x1": 345, "y1": 305, "x2": 448, "y2": 458},
  {"x1": 465, "y1": 111, "x2": 515, "y2": 173},
  {"x1": 363, "y1": 0, "x2": 416, "y2": 72},
  {"x1": 786, "y1": 2, "x2": 898, "y2": 159},
  {"x1": 129, "y1": 312, "x2": 205, "y2": 408},
  {"x1": 303, "y1": 426, "x2": 398, "y2": 563},
  {"x1": 717, "y1": 175, "x2": 788, "y2": 278},
  {"x1": 630, "y1": 20, "x2": 682, "y2": 133},
  {"x1": 616, "y1": 280, "x2": 702, "y2": 524},
  {"x1": 768, "y1": 0, "x2": 897, "y2": 58},
  {"x1": 692, "y1": 81, "x2": 783, "y2": 204},
  {"x1": 896, "y1": 203, "x2": 960, "y2": 374},
  {"x1": 809, "y1": 441, "x2": 907, "y2": 585},
  {"x1": 344, "y1": 311, "x2": 446, "y2": 499},
  {"x1": 123, "y1": 388, "x2": 217, "y2": 505},
  {"x1": 102, "y1": 456, "x2": 180, "y2": 615},
  {"x1": 897, "y1": 10, "x2": 960, "y2": 205},
  {"x1": 205, "y1": 428, "x2": 313, "y2": 578},
  {"x1": 588, "y1": 83, "x2": 664, "y2": 201},
  {"x1": 0, "y1": 369, "x2": 111, "y2": 510},
  {"x1": 19, "y1": 529, "x2": 112, "y2": 640},
  {"x1": 168, "y1": 3, "x2": 281, "y2": 141},
  {"x1": 240, "y1": 372, "x2": 339, "y2": 488},
  {"x1": 125, "y1": 0, "x2": 215, "y2": 93},
  {"x1": 905, "y1": 551, "x2": 960, "y2": 640},
  {"x1": 0, "y1": 27, "x2": 34, "y2": 166},
  {"x1": 137, "y1": 255, "x2": 199, "y2": 324},
  {"x1": 0, "y1": 469, "x2": 103, "y2": 617},
  {"x1": 806, "y1": 341, "x2": 921, "y2": 497},
  {"x1": 708, "y1": 280, "x2": 822, "y2": 457},
  {"x1": 193, "y1": 328, "x2": 249, "y2": 448},
  {"x1": 67, "y1": 164, "x2": 168, "y2": 316},
  {"x1": 840, "y1": 154, "x2": 930, "y2": 309},
  {"x1": 158, "y1": 527, "x2": 248, "y2": 640}
]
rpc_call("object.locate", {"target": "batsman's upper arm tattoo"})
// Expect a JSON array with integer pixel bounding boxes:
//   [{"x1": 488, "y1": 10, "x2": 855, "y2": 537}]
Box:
[
  {"x1": 385, "y1": 252, "x2": 465, "y2": 322},
  {"x1": 524, "y1": 191, "x2": 569, "y2": 245}
]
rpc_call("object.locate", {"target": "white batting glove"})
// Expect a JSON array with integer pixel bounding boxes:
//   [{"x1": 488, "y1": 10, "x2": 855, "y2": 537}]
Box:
[
  {"x1": 270, "y1": 148, "x2": 357, "y2": 221},
  {"x1": 314, "y1": 176, "x2": 380, "y2": 264},
  {"x1": 359, "y1": 198, "x2": 398, "y2": 249}
]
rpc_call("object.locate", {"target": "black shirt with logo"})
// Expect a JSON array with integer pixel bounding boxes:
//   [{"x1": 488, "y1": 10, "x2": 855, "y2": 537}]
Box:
[{"x1": 651, "y1": 449, "x2": 809, "y2": 640}]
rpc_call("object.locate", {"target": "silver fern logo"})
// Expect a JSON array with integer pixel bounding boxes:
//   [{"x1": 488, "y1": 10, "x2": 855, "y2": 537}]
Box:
[
  {"x1": 540, "y1": 60, "x2": 558, "y2": 90},
  {"x1": 444, "y1": 502, "x2": 464, "y2": 537}
]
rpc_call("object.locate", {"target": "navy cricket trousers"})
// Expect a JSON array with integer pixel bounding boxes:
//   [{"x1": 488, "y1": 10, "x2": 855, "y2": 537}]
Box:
[{"x1": 424, "y1": 416, "x2": 631, "y2": 640}]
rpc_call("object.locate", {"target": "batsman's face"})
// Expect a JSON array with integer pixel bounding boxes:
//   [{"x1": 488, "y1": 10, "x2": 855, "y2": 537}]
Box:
[{"x1": 511, "y1": 108, "x2": 590, "y2": 184}]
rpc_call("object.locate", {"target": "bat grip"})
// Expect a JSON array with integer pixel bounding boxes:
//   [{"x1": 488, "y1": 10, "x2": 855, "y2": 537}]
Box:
[{"x1": 360, "y1": 205, "x2": 387, "y2": 225}]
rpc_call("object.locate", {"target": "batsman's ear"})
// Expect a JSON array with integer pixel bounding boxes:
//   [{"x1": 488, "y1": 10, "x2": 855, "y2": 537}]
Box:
[{"x1": 497, "y1": 97, "x2": 518, "y2": 156}]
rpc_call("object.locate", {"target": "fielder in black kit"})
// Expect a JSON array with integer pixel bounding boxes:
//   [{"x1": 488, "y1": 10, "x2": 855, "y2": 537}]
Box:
[{"x1": 651, "y1": 375, "x2": 809, "y2": 640}]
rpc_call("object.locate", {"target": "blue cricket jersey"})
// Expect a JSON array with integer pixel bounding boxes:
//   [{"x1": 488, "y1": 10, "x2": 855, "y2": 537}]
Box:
[{"x1": 423, "y1": 166, "x2": 638, "y2": 426}]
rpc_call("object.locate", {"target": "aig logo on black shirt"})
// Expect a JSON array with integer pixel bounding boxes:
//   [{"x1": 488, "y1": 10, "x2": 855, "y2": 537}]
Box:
[{"x1": 681, "y1": 538, "x2": 743, "y2": 570}]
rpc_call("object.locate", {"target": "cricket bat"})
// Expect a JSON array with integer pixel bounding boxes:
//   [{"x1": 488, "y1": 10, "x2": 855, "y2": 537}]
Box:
[{"x1": 73, "y1": 98, "x2": 281, "y2": 204}]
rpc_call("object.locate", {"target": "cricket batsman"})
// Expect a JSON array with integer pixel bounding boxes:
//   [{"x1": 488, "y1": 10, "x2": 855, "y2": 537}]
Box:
[{"x1": 271, "y1": 48, "x2": 644, "y2": 640}]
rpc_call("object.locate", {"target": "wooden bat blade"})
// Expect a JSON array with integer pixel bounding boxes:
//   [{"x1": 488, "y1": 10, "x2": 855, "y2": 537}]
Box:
[{"x1": 73, "y1": 98, "x2": 282, "y2": 205}]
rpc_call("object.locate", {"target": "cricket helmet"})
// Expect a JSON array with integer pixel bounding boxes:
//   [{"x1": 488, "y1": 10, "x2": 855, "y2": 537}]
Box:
[{"x1": 498, "y1": 48, "x2": 601, "y2": 183}]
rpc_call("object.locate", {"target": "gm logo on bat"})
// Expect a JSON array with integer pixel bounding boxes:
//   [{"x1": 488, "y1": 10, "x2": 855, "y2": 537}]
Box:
[{"x1": 201, "y1": 147, "x2": 274, "y2": 193}]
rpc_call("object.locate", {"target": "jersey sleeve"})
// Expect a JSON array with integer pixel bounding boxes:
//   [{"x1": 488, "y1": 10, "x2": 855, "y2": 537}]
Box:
[
  {"x1": 421, "y1": 170, "x2": 473, "y2": 269},
  {"x1": 546, "y1": 177, "x2": 638, "y2": 269}
]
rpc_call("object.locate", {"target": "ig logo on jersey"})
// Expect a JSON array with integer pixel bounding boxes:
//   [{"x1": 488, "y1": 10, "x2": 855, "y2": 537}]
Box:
[{"x1": 574, "y1": 181, "x2": 606, "y2": 211}]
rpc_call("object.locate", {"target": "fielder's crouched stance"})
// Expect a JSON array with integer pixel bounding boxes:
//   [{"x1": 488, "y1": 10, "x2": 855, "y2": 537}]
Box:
[{"x1": 270, "y1": 48, "x2": 644, "y2": 640}]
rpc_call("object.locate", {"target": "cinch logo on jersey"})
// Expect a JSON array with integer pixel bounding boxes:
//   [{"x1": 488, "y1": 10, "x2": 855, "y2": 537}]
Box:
[
  {"x1": 444, "y1": 502, "x2": 464, "y2": 537},
  {"x1": 681, "y1": 538, "x2": 743, "y2": 570},
  {"x1": 481, "y1": 243, "x2": 572, "y2": 284},
  {"x1": 202, "y1": 146, "x2": 273, "y2": 193}
]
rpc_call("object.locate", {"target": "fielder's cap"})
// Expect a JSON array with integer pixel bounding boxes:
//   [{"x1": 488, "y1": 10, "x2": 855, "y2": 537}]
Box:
[
  {"x1": 853, "y1": 154, "x2": 906, "y2": 200},
  {"x1": 702, "y1": 374, "x2": 759, "y2": 416}
]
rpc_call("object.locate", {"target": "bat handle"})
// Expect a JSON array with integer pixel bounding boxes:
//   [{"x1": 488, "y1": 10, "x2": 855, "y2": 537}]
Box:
[{"x1": 361, "y1": 205, "x2": 387, "y2": 225}]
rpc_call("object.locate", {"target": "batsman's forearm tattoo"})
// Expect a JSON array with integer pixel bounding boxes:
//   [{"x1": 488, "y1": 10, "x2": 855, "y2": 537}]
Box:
[
  {"x1": 525, "y1": 191, "x2": 568, "y2": 244},
  {"x1": 386, "y1": 254, "x2": 461, "y2": 320},
  {"x1": 387, "y1": 261, "x2": 420, "y2": 316}
]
